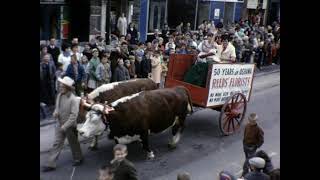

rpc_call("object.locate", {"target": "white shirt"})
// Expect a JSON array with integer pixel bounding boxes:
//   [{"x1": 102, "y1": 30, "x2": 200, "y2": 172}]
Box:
[
  {"x1": 117, "y1": 17, "x2": 127, "y2": 36},
  {"x1": 58, "y1": 54, "x2": 71, "y2": 72},
  {"x1": 71, "y1": 52, "x2": 82, "y2": 62},
  {"x1": 219, "y1": 43, "x2": 236, "y2": 62},
  {"x1": 165, "y1": 42, "x2": 176, "y2": 51}
]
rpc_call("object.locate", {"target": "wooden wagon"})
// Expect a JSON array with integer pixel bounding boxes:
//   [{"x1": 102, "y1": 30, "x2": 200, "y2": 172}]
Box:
[{"x1": 164, "y1": 54, "x2": 255, "y2": 135}]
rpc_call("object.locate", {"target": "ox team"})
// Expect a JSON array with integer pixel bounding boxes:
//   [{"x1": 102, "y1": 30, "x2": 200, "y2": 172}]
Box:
[{"x1": 43, "y1": 78, "x2": 193, "y2": 171}]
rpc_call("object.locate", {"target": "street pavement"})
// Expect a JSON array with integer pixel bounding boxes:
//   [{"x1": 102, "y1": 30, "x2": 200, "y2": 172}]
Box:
[{"x1": 40, "y1": 68, "x2": 280, "y2": 180}]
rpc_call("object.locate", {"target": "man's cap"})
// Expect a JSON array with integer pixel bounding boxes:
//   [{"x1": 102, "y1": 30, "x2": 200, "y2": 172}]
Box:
[{"x1": 249, "y1": 157, "x2": 266, "y2": 169}]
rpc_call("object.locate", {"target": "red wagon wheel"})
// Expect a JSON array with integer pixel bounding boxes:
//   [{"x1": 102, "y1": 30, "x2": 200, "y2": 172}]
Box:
[{"x1": 219, "y1": 93, "x2": 247, "y2": 136}]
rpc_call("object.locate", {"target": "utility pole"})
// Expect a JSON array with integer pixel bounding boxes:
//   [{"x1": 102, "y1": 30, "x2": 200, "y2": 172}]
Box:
[
  {"x1": 194, "y1": 0, "x2": 199, "y2": 30},
  {"x1": 106, "y1": 0, "x2": 111, "y2": 44}
]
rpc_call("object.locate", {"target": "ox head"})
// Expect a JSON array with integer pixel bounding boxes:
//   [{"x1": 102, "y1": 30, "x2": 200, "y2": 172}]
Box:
[{"x1": 77, "y1": 99, "x2": 114, "y2": 138}]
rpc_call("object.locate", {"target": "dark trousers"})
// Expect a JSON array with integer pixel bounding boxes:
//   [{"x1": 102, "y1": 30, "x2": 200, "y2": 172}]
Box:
[
  {"x1": 242, "y1": 158, "x2": 250, "y2": 177},
  {"x1": 74, "y1": 82, "x2": 83, "y2": 96},
  {"x1": 243, "y1": 51, "x2": 252, "y2": 63},
  {"x1": 243, "y1": 144, "x2": 257, "y2": 159}
]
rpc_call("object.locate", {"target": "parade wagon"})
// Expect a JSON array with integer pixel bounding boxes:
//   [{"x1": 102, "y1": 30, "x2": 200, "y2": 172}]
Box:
[{"x1": 164, "y1": 54, "x2": 255, "y2": 135}]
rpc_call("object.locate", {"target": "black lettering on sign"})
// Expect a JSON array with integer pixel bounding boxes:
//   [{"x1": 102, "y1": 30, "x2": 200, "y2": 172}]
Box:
[
  {"x1": 239, "y1": 68, "x2": 252, "y2": 75},
  {"x1": 209, "y1": 98, "x2": 213, "y2": 103},
  {"x1": 210, "y1": 93, "x2": 214, "y2": 97},
  {"x1": 214, "y1": 98, "x2": 221, "y2": 102},
  {"x1": 213, "y1": 69, "x2": 220, "y2": 76},
  {"x1": 215, "y1": 93, "x2": 221, "y2": 97},
  {"x1": 222, "y1": 68, "x2": 235, "y2": 75},
  {"x1": 221, "y1": 97, "x2": 228, "y2": 102},
  {"x1": 223, "y1": 92, "x2": 229, "y2": 96}
]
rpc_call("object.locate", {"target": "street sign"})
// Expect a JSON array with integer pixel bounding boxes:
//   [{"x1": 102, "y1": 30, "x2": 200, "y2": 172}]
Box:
[
  {"x1": 247, "y1": 0, "x2": 258, "y2": 9},
  {"x1": 214, "y1": 9, "x2": 220, "y2": 19}
]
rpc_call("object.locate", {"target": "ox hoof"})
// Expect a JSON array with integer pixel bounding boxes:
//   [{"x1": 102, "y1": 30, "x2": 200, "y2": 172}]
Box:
[
  {"x1": 147, "y1": 152, "x2": 155, "y2": 159},
  {"x1": 88, "y1": 146, "x2": 98, "y2": 151},
  {"x1": 168, "y1": 143, "x2": 177, "y2": 149}
]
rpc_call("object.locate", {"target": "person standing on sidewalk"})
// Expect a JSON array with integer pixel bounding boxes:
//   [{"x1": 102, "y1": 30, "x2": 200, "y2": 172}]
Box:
[
  {"x1": 243, "y1": 113, "x2": 264, "y2": 159},
  {"x1": 58, "y1": 43, "x2": 72, "y2": 73},
  {"x1": 96, "y1": 53, "x2": 112, "y2": 86},
  {"x1": 40, "y1": 54, "x2": 56, "y2": 106},
  {"x1": 87, "y1": 48, "x2": 100, "y2": 92},
  {"x1": 42, "y1": 76, "x2": 83, "y2": 172},
  {"x1": 65, "y1": 54, "x2": 86, "y2": 96},
  {"x1": 47, "y1": 38, "x2": 60, "y2": 67},
  {"x1": 150, "y1": 50, "x2": 162, "y2": 88}
]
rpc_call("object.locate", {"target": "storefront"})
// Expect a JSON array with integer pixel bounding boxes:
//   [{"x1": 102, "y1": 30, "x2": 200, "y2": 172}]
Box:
[
  {"x1": 40, "y1": 0, "x2": 90, "y2": 42},
  {"x1": 40, "y1": 0, "x2": 66, "y2": 40}
]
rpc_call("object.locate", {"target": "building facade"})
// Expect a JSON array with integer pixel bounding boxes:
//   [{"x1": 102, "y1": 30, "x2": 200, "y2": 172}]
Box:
[{"x1": 42, "y1": 0, "x2": 278, "y2": 43}]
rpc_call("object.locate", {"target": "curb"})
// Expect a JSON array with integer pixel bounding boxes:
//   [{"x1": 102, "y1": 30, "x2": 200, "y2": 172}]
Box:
[{"x1": 254, "y1": 68, "x2": 280, "y2": 77}]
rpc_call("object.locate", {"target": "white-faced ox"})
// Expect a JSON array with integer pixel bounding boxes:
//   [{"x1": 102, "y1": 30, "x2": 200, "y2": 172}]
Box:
[
  {"x1": 78, "y1": 86, "x2": 193, "y2": 159},
  {"x1": 78, "y1": 78, "x2": 157, "y2": 150}
]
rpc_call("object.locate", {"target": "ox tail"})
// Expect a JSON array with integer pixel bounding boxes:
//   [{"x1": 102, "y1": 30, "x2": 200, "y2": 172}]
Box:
[{"x1": 184, "y1": 87, "x2": 194, "y2": 114}]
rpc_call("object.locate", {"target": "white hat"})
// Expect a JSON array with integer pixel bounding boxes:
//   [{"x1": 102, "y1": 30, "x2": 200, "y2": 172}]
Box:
[
  {"x1": 248, "y1": 113, "x2": 258, "y2": 121},
  {"x1": 58, "y1": 76, "x2": 74, "y2": 88},
  {"x1": 249, "y1": 157, "x2": 265, "y2": 169}
]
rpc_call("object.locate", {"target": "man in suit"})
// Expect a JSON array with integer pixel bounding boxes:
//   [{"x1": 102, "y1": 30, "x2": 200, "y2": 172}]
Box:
[
  {"x1": 47, "y1": 38, "x2": 60, "y2": 67},
  {"x1": 110, "y1": 144, "x2": 138, "y2": 180},
  {"x1": 42, "y1": 76, "x2": 83, "y2": 172}
]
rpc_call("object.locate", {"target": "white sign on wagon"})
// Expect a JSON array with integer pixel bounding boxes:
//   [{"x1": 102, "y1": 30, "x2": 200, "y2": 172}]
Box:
[{"x1": 206, "y1": 64, "x2": 255, "y2": 107}]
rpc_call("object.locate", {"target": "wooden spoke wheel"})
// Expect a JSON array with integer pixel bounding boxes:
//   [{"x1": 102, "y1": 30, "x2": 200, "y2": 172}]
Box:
[{"x1": 219, "y1": 93, "x2": 247, "y2": 136}]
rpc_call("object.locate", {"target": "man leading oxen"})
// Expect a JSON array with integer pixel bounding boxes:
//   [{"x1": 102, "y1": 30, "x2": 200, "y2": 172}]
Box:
[
  {"x1": 78, "y1": 86, "x2": 193, "y2": 159},
  {"x1": 78, "y1": 78, "x2": 158, "y2": 150}
]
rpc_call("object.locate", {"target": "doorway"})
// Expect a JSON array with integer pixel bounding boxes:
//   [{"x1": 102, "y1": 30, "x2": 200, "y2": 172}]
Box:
[{"x1": 223, "y1": 2, "x2": 235, "y2": 25}]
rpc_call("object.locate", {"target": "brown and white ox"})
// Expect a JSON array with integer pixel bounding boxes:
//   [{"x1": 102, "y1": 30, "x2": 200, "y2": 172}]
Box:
[
  {"x1": 78, "y1": 78, "x2": 158, "y2": 150},
  {"x1": 78, "y1": 86, "x2": 193, "y2": 159}
]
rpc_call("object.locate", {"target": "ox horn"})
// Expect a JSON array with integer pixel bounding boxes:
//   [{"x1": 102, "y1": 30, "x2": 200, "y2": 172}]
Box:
[
  {"x1": 81, "y1": 98, "x2": 93, "y2": 109},
  {"x1": 103, "y1": 105, "x2": 115, "y2": 114}
]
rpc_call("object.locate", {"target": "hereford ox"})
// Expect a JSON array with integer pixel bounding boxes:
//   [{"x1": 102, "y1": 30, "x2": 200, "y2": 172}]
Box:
[
  {"x1": 78, "y1": 78, "x2": 158, "y2": 149},
  {"x1": 78, "y1": 86, "x2": 193, "y2": 159}
]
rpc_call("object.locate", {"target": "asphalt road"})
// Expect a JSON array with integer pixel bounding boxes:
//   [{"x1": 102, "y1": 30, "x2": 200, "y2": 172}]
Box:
[{"x1": 40, "y1": 71, "x2": 280, "y2": 180}]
